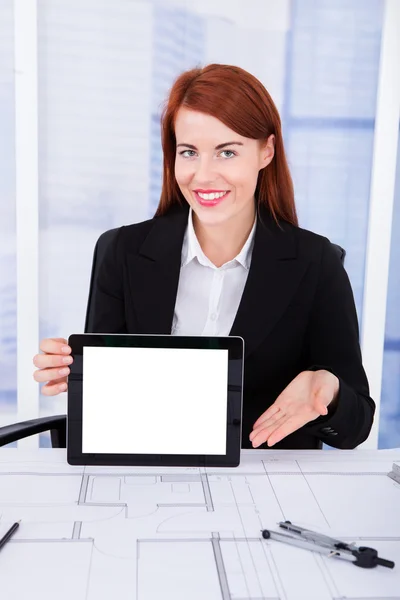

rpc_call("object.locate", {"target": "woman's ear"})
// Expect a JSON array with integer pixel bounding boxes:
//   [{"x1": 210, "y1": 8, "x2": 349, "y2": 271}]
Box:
[{"x1": 260, "y1": 134, "x2": 275, "y2": 169}]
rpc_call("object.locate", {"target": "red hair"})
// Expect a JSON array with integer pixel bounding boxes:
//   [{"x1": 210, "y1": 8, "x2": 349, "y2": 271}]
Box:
[{"x1": 155, "y1": 63, "x2": 297, "y2": 227}]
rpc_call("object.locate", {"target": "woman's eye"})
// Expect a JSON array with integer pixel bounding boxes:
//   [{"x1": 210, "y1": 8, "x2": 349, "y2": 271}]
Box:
[
  {"x1": 220, "y1": 150, "x2": 236, "y2": 158},
  {"x1": 180, "y1": 150, "x2": 196, "y2": 158},
  {"x1": 178, "y1": 149, "x2": 236, "y2": 159}
]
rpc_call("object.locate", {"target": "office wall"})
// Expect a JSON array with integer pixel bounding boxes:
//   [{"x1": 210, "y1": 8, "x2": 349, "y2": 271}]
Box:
[
  {"x1": 381, "y1": 136, "x2": 400, "y2": 447},
  {"x1": 1, "y1": 0, "x2": 399, "y2": 448},
  {"x1": 0, "y1": 0, "x2": 16, "y2": 421}
]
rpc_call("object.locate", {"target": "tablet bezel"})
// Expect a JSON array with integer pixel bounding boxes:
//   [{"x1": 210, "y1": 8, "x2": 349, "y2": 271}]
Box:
[{"x1": 67, "y1": 333, "x2": 244, "y2": 467}]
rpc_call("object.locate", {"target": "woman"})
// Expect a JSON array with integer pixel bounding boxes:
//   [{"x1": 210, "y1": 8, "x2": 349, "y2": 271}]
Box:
[{"x1": 32, "y1": 64, "x2": 375, "y2": 450}]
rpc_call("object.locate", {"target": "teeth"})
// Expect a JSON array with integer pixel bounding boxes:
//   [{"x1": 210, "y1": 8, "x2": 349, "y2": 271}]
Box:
[{"x1": 197, "y1": 191, "x2": 227, "y2": 200}]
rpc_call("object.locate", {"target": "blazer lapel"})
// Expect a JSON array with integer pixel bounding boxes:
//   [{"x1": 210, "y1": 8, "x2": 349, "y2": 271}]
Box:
[
  {"x1": 126, "y1": 205, "x2": 189, "y2": 334},
  {"x1": 125, "y1": 203, "x2": 309, "y2": 356},
  {"x1": 230, "y1": 209, "x2": 309, "y2": 358}
]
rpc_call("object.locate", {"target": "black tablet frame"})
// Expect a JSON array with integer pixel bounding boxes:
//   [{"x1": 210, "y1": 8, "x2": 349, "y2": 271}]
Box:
[{"x1": 67, "y1": 333, "x2": 244, "y2": 467}]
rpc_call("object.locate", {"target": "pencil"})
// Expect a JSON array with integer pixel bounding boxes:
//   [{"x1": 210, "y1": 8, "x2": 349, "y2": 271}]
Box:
[{"x1": 0, "y1": 520, "x2": 21, "y2": 551}]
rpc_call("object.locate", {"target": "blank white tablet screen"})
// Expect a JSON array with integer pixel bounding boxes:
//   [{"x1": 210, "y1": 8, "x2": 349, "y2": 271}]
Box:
[{"x1": 82, "y1": 346, "x2": 229, "y2": 455}]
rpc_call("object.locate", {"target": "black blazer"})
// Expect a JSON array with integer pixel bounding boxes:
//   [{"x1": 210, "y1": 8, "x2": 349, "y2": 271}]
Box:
[{"x1": 91, "y1": 203, "x2": 375, "y2": 450}]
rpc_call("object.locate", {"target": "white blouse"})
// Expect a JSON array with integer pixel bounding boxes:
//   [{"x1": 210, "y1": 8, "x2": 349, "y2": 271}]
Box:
[{"x1": 171, "y1": 209, "x2": 256, "y2": 336}]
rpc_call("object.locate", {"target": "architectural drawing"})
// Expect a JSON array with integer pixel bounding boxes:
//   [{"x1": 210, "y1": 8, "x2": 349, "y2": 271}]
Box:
[{"x1": 0, "y1": 449, "x2": 399, "y2": 599}]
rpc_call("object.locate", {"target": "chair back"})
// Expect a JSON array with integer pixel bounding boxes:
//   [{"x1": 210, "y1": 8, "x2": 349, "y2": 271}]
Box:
[{"x1": 84, "y1": 228, "x2": 119, "y2": 332}]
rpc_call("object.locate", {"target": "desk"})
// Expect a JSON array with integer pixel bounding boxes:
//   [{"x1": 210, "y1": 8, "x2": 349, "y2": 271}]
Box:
[{"x1": 0, "y1": 448, "x2": 399, "y2": 599}]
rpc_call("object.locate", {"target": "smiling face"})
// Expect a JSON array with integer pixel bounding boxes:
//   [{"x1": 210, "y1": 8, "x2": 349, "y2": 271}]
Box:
[{"x1": 174, "y1": 108, "x2": 275, "y2": 228}]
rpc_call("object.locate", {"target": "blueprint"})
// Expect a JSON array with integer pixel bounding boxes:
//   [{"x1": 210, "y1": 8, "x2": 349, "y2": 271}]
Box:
[{"x1": 0, "y1": 449, "x2": 399, "y2": 600}]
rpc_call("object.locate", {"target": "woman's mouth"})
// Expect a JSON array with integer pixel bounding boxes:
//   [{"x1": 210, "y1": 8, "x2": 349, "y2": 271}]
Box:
[{"x1": 193, "y1": 190, "x2": 230, "y2": 207}]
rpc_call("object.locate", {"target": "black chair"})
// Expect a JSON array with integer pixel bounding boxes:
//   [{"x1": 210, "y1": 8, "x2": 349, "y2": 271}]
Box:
[
  {"x1": 0, "y1": 228, "x2": 118, "y2": 449},
  {"x1": 0, "y1": 231, "x2": 346, "y2": 448}
]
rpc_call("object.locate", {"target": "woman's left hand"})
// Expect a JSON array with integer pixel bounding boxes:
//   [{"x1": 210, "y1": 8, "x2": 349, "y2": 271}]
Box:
[{"x1": 249, "y1": 369, "x2": 340, "y2": 448}]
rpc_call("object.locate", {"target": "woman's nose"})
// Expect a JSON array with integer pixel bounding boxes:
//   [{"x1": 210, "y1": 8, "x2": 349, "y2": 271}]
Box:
[{"x1": 194, "y1": 158, "x2": 216, "y2": 183}]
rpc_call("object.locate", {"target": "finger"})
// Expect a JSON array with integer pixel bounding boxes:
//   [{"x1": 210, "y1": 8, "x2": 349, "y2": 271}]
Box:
[
  {"x1": 253, "y1": 395, "x2": 326, "y2": 445},
  {"x1": 253, "y1": 404, "x2": 281, "y2": 429},
  {"x1": 39, "y1": 338, "x2": 70, "y2": 355},
  {"x1": 33, "y1": 366, "x2": 70, "y2": 383},
  {"x1": 262, "y1": 401, "x2": 326, "y2": 447},
  {"x1": 250, "y1": 408, "x2": 285, "y2": 441},
  {"x1": 267, "y1": 416, "x2": 304, "y2": 447},
  {"x1": 41, "y1": 378, "x2": 68, "y2": 396},
  {"x1": 253, "y1": 383, "x2": 295, "y2": 428},
  {"x1": 33, "y1": 352, "x2": 73, "y2": 369},
  {"x1": 251, "y1": 413, "x2": 289, "y2": 448}
]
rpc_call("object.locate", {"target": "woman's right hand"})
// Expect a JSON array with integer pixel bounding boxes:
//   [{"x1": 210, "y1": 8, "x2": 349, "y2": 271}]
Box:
[{"x1": 33, "y1": 338, "x2": 73, "y2": 396}]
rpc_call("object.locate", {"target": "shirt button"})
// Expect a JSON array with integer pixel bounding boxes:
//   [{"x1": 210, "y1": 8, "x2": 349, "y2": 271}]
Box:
[{"x1": 210, "y1": 313, "x2": 217, "y2": 321}]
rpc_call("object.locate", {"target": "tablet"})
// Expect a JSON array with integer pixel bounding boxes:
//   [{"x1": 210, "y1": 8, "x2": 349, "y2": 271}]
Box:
[{"x1": 67, "y1": 334, "x2": 244, "y2": 467}]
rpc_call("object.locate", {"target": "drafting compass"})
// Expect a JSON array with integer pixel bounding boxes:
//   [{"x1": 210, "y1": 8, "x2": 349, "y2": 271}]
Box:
[{"x1": 262, "y1": 521, "x2": 395, "y2": 569}]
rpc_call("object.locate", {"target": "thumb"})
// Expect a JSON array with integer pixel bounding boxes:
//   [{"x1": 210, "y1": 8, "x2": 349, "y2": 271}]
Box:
[{"x1": 315, "y1": 399, "x2": 328, "y2": 416}]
